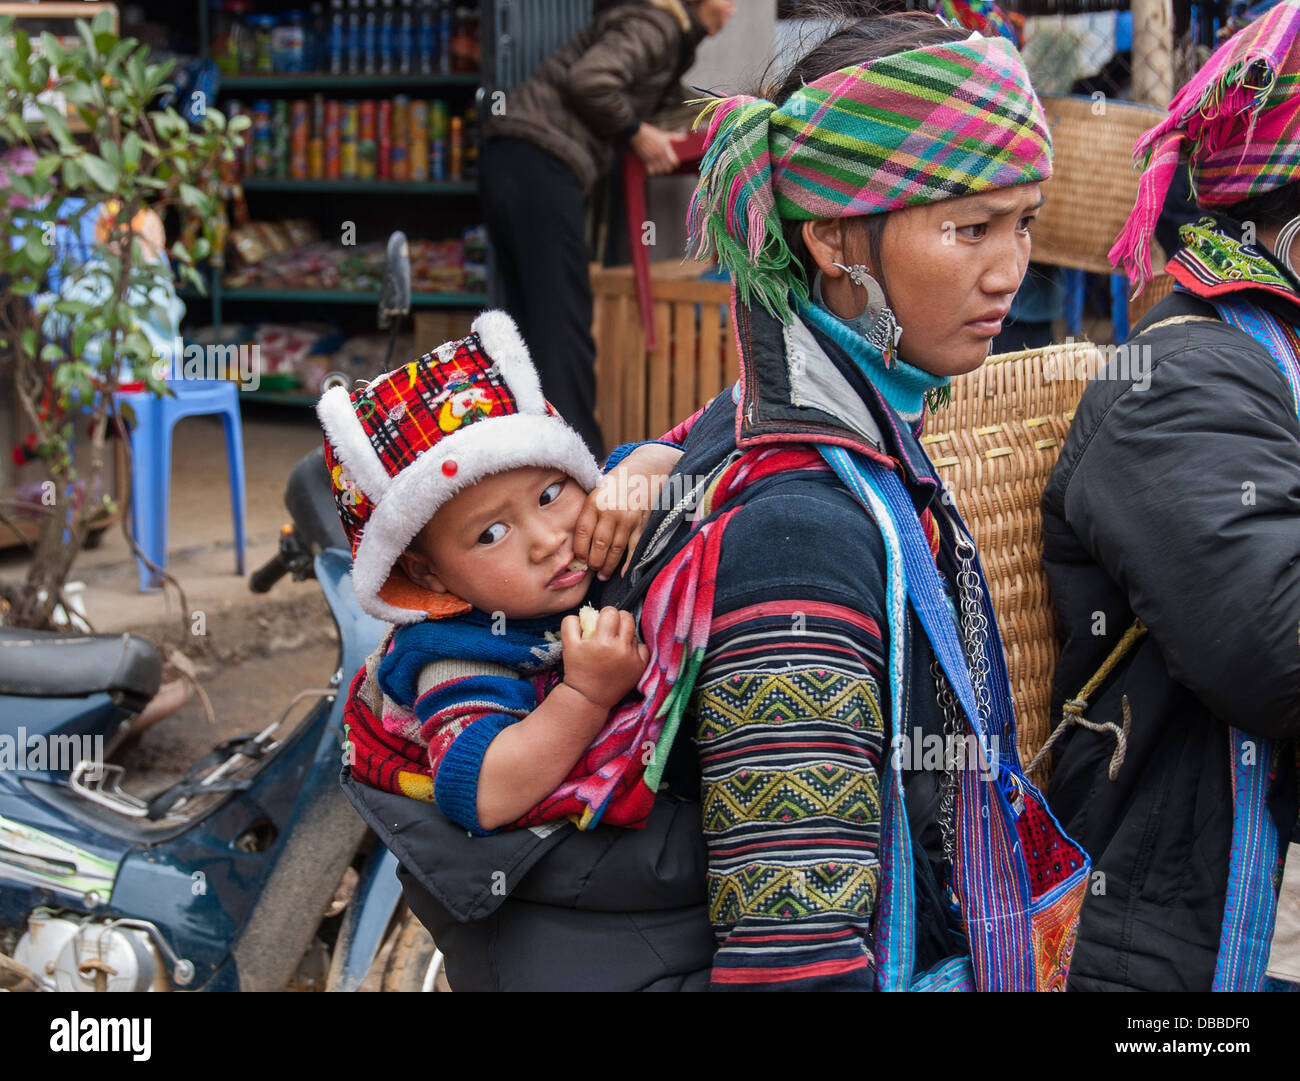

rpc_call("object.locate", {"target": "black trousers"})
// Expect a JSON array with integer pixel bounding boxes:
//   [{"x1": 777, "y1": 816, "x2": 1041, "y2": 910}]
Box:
[{"x1": 479, "y1": 137, "x2": 604, "y2": 457}]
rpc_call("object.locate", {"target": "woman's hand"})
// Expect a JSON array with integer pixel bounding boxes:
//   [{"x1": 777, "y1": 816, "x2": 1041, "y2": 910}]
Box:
[
  {"x1": 629, "y1": 123, "x2": 682, "y2": 176},
  {"x1": 574, "y1": 443, "x2": 684, "y2": 580},
  {"x1": 560, "y1": 607, "x2": 649, "y2": 709}
]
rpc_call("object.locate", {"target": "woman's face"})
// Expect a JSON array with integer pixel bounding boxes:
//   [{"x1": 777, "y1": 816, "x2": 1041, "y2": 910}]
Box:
[{"x1": 817, "y1": 183, "x2": 1044, "y2": 378}]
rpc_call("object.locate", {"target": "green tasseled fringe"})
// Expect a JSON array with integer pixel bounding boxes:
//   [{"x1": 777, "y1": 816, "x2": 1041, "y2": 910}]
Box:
[
  {"x1": 687, "y1": 95, "x2": 810, "y2": 325},
  {"x1": 924, "y1": 383, "x2": 953, "y2": 412},
  {"x1": 702, "y1": 215, "x2": 809, "y2": 326}
]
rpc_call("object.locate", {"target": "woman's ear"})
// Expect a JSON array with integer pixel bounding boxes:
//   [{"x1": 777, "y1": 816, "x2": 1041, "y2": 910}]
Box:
[
  {"x1": 802, "y1": 218, "x2": 848, "y2": 278},
  {"x1": 396, "y1": 549, "x2": 448, "y2": 594}
]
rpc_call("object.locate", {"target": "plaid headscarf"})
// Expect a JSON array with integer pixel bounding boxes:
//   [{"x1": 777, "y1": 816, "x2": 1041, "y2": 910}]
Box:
[
  {"x1": 1111, "y1": 0, "x2": 1300, "y2": 291},
  {"x1": 686, "y1": 30, "x2": 1051, "y2": 323}
]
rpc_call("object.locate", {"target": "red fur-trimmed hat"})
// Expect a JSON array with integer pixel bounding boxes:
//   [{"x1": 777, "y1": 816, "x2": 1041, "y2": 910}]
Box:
[{"x1": 316, "y1": 311, "x2": 601, "y2": 624}]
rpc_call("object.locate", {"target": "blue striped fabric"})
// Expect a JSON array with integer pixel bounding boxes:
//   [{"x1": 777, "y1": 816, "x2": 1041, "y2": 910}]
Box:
[
  {"x1": 820, "y1": 444, "x2": 1089, "y2": 991},
  {"x1": 1207, "y1": 295, "x2": 1300, "y2": 991}
]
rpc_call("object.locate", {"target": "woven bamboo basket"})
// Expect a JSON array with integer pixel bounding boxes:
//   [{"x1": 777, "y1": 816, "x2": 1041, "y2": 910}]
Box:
[
  {"x1": 922, "y1": 340, "x2": 1106, "y2": 775},
  {"x1": 1032, "y1": 96, "x2": 1167, "y2": 277}
]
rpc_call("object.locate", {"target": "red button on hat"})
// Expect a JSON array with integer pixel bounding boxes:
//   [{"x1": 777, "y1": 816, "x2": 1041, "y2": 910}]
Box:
[{"x1": 442, "y1": 460, "x2": 458, "y2": 477}]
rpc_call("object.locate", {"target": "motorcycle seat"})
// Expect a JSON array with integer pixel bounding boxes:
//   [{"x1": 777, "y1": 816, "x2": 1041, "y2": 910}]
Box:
[{"x1": 0, "y1": 627, "x2": 162, "y2": 707}]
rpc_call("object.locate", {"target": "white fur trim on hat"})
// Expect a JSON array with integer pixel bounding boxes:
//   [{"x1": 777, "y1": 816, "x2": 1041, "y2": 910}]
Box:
[
  {"x1": 350, "y1": 412, "x2": 602, "y2": 624},
  {"x1": 471, "y1": 310, "x2": 546, "y2": 414},
  {"x1": 316, "y1": 385, "x2": 392, "y2": 501}
]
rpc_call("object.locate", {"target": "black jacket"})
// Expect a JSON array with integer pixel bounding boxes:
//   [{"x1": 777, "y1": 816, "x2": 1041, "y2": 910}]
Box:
[{"x1": 1042, "y1": 282, "x2": 1300, "y2": 991}]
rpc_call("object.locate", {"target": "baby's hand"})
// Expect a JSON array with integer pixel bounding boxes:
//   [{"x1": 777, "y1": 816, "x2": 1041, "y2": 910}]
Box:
[
  {"x1": 560, "y1": 607, "x2": 649, "y2": 709},
  {"x1": 573, "y1": 444, "x2": 684, "y2": 581}
]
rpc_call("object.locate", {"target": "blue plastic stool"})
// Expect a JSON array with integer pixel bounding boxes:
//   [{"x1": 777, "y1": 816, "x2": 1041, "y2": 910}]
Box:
[
  {"x1": 114, "y1": 380, "x2": 247, "y2": 591},
  {"x1": 1063, "y1": 268, "x2": 1133, "y2": 341}
]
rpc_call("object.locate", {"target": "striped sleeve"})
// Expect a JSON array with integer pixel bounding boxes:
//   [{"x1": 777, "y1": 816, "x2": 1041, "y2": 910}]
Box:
[
  {"x1": 410, "y1": 659, "x2": 539, "y2": 835},
  {"x1": 693, "y1": 599, "x2": 886, "y2": 991}
]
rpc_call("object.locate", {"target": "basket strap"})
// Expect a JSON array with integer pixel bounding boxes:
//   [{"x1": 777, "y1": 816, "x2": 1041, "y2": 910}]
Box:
[
  {"x1": 1136, "y1": 314, "x2": 1219, "y2": 333},
  {"x1": 1027, "y1": 618, "x2": 1147, "y2": 781}
]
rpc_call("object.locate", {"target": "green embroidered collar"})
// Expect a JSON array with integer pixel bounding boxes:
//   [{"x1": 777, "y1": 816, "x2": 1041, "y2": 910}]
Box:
[{"x1": 1170, "y1": 215, "x2": 1300, "y2": 318}]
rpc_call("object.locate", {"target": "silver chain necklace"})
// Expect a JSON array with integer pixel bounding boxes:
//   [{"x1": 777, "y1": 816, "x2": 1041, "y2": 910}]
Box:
[{"x1": 928, "y1": 514, "x2": 996, "y2": 871}]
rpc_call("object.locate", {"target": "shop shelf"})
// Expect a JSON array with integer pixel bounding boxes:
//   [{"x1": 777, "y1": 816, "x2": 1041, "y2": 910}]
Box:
[
  {"x1": 219, "y1": 73, "x2": 480, "y2": 92},
  {"x1": 182, "y1": 287, "x2": 485, "y2": 307},
  {"x1": 240, "y1": 179, "x2": 476, "y2": 194}
]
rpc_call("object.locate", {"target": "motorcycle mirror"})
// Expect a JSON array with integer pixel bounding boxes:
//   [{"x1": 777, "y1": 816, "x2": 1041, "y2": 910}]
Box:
[{"x1": 378, "y1": 231, "x2": 411, "y2": 329}]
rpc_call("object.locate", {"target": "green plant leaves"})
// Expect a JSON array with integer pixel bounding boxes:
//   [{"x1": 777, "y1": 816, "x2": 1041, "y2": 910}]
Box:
[
  {"x1": 60, "y1": 156, "x2": 84, "y2": 188},
  {"x1": 38, "y1": 31, "x2": 66, "y2": 71},
  {"x1": 79, "y1": 153, "x2": 119, "y2": 192},
  {"x1": 178, "y1": 183, "x2": 210, "y2": 215},
  {"x1": 76, "y1": 18, "x2": 98, "y2": 61},
  {"x1": 122, "y1": 130, "x2": 142, "y2": 171},
  {"x1": 10, "y1": 29, "x2": 31, "y2": 86},
  {"x1": 31, "y1": 155, "x2": 62, "y2": 181},
  {"x1": 37, "y1": 103, "x2": 75, "y2": 151},
  {"x1": 51, "y1": 299, "x2": 94, "y2": 317}
]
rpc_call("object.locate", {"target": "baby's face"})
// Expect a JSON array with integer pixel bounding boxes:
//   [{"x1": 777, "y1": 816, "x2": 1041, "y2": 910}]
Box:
[{"x1": 410, "y1": 466, "x2": 594, "y2": 619}]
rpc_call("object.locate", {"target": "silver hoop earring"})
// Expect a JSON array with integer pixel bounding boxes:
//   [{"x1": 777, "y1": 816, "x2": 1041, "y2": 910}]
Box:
[
  {"x1": 1275, "y1": 213, "x2": 1300, "y2": 278},
  {"x1": 831, "y1": 261, "x2": 903, "y2": 360}
]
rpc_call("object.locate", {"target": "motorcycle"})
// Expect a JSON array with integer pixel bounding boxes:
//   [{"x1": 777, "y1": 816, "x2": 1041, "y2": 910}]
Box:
[{"x1": 0, "y1": 232, "x2": 442, "y2": 992}]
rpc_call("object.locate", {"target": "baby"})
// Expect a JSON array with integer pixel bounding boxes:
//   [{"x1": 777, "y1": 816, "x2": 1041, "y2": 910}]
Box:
[{"x1": 318, "y1": 311, "x2": 681, "y2": 834}]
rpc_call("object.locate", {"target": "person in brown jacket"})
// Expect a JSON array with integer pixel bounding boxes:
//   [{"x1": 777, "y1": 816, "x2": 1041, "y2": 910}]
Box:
[{"x1": 479, "y1": 0, "x2": 736, "y2": 456}]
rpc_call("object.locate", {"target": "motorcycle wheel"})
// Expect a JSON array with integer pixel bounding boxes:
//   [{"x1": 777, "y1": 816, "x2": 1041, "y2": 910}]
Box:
[{"x1": 381, "y1": 906, "x2": 451, "y2": 992}]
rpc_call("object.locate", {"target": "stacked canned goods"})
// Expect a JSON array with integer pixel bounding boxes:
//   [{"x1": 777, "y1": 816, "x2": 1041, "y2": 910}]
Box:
[
  {"x1": 227, "y1": 96, "x2": 476, "y2": 183},
  {"x1": 390, "y1": 96, "x2": 409, "y2": 180},
  {"x1": 290, "y1": 99, "x2": 310, "y2": 179},
  {"x1": 308, "y1": 94, "x2": 326, "y2": 179},
  {"x1": 377, "y1": 99, "x2": 393, "y2": 180},
  {"x1": 340, "y1": 101, "x2": 359, "y2": 179},
  {"x1": 324, "y1": 100, "x2": 341, "y2": 179},
  {"x1": 409, "y1": 100, "x2": 429, "y2": 181},
  {"x1": 357, "y1": 100, "x2": 377, "y2": 180}
]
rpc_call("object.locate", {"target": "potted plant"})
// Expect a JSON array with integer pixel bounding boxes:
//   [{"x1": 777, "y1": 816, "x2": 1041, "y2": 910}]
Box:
[{"x1": 0, "y1": 10, "x2": 246, "y2": 628}]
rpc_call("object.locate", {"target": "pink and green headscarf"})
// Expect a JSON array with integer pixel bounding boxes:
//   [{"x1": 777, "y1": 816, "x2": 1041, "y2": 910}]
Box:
[
  {"x1": 686, "y1": 30, "x2": 1052, "y2": 323},
  {"x1": 1111, "y1": 0, "x2": 1300, "y2": 291}
]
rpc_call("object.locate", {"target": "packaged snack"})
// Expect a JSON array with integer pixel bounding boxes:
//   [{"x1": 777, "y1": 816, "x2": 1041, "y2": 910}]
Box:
[
  {"x1": 409, "y1": 100, "x2": 429, "y2": 181},
  {"x1": 449, "y1": 114, "x2": 462, "y2": 181},
  {"x1": 273, "y1": 99, "x2": 290, "y2": 179},
  {"x1": 252, "y1": 101, "x2": 273, "y2": 177},
  {"x1": 290, "y1": 99, "x2": 310, "y2": 179},
  {"x1": 377, "y1": 98, "x2": 392, "y2": 179},
  {"x1": 358, "y1": 100, "x2": 377, "y2": 180},
  {"x1": 341, "y1": 100, "x2": 359, "y2": 179},
  {"x1": 391, "y1": 94, "x2": 410, "y2": 180},
  {"x1": 324, "y1": 99, "x2": 341, "y2": 179}
]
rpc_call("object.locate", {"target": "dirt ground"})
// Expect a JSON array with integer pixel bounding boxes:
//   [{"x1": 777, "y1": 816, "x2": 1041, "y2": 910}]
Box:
[
  {"x1": 0, "y1": 405, "x2": 332, "y2": 659},
  {"x1": 116, "y1": 640, "x2": 340, "y2": 798}
]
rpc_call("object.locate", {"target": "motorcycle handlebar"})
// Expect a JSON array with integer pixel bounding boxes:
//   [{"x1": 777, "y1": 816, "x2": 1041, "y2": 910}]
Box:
[{"x1": 249, "y1": 551, "x2": 290, "y2": 594}]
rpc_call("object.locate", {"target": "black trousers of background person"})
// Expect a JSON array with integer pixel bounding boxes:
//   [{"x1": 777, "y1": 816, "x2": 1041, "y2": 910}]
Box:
[{"x1": 478, "y1": 137, "x2": 604, "y2": 457}]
